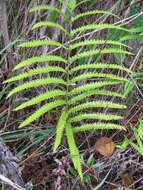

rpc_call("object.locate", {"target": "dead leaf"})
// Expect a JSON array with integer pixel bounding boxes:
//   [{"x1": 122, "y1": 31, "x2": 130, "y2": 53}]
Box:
[
  {"x1": 94, "y1": 137, "x2": 115, "y2": 156},
  {"x1": 45, "y1": 112, "x2": 57, "y2": 124},
  {"x1": 122, "y1": 173, "x2": 135, "y2": 190}
]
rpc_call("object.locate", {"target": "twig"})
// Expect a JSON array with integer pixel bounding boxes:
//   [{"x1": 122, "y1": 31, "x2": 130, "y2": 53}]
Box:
[
  {"x1": 0, "y1": 174, "x2": 25, "y2": 190},
  {"x1": 0, "y1": 0, "x2": 14, "y2": 70}
]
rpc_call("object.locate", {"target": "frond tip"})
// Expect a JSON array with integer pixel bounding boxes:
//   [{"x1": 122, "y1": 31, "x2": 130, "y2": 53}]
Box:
[
  {"x1": 66, "y1": 123, "x2": 83, "y2": 180},
  {"x1": 54, "y1": 107, "x2": 68, "y2": 152}
]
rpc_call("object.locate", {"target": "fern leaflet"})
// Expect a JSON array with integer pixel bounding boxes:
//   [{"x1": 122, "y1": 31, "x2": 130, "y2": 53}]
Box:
[
  {"x1": 73, "y1": 122, "x2": 125, "y2": 133},
  {"x1": 13, "y1": 55, "x2": 67, "y2": 70},
  {"x1": 7, "y1": 78, "x2": 66, "y2": 97},
  {"x1": 68, "y1": 101, "x2": 126, "y2": 114},
  {"x1": 54, "y1": 107, "x2": 68, "y2": 152},
  {"x1": 19, "y1": 100, "x2": 66, "y2": 128},
  {"x1": 14, "y1": 90, "x2": 66, "y2": 111}
]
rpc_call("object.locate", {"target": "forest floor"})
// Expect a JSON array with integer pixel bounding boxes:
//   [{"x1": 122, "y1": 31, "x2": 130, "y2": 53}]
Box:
[{"x1": 1, "y1": 0, "x2": 143, "y2": 189}]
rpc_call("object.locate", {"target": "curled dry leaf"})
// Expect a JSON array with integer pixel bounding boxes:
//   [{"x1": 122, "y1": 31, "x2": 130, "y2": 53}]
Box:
[
  {"x1": 122, "y1": 173, "x2": 135, "y2": 190},
  {"x1": 94, "y1": 137, "x2": 115, "y2": 156}
]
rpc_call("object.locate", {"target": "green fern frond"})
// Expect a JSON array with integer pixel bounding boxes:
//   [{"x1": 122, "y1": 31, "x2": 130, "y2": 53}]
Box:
[
  {"x1": 29, "y1": 5, "x2": 65, "y2": 17},
  {"x1": 14, "y1": 90, "x2": 66, "y2": 111},
  {"x1": 121, "y1": 34, "x2": 143, "y2": 41},
  {"x1": 32, "y1": 21, "x2": 70, "y2": 37},
  {"x1": 75, "y1": 0, "x2": 91, "y2": 8},
  {"x1": 73, "y1": 122, "x2": 125, "y2": 133},
  {"x1": 71, "y1": 24, "x2": 130, "y2": 36},
  {"x1": 13, "y1": 55, "x2": 67, "y2": 70},
  {"x1": 69, "y1": 39, "x2": 131, "y2": 50},
  {"x1": 65, "y1": 123, "x2": 83, "y2": 180},
  {"x1": 7, "y1": 78, "x2": 66, "y2": 98},
  {"x1": 70, "y1": 63, "x2": 133, "y2": 75},
  {"x1": 69, "y1": 113, "x2": 123, "y2": 122},
  {"x1": 70, "y1": 81, "x2": 123, "y2": 95},
  {"x1": 19, "y1": 100, "x2": 66, "y2": 128},
  {"x1": 70, "y1": 48, "x2": 132, "y2": 62},
  {"x1": 54, "y1": 107, "x2": 68, "y2": 152},
  {"x1": 71, "y1": 72, "x2": 129, "y2": 83},
  {"x1": 71, "y1": 10, "x2": 119, "y2": 22},
  {"x1": 68, "y1": 101, "x2": 126, "y2": 114},
  {"x1": 4, "y1": 66, "x2": 66, "y2": 83},
  {"x1": 19, "y1": 40, "x2": 67, "y2": 49},
  {"x1": 69, "y1": 90, "x2": 124, "y2": 104},
  {"x1": 130, "y1": 27, "x2": 143, "y2": 33}
]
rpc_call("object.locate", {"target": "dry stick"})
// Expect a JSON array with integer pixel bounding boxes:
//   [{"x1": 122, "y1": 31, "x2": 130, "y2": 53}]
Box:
[
  {"x1": 0, "y1": 138, "x2": 25, "y2": 189},
  {"x1": 0, "y1": 0, "x2": 14, "y2": 70},
  {"x1": 0, "y1": 174, "x2": 25, "y2": 190}
]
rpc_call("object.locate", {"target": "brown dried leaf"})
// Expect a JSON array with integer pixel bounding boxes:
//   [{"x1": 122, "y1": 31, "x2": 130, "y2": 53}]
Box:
[
  {"x1": 122, "y1": 173, "x2": 135, "y2": 190},
  {"x1": 94, "y1": 137, "x2": 115, "y2": 156}
]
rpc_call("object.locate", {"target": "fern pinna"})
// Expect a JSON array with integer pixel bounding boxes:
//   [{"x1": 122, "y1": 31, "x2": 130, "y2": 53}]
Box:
[{"x1": 5, "y1": 1, "x2": 134, "y2": 179}]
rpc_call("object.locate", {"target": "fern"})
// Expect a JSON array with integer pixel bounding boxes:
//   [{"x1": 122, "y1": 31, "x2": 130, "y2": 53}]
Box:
[
  {"x1": 71, "y1": 10, "x2": 120, "y2": 22},
  {"x1": 71, "y1": 24, "x2": 130, "y2": 36},
  {"x1": 68, "y1": 101, "x2": 126, "y2": 115},
  {"x1": 71, "y1": 72, "x2": 129, "y2": 83},
  {"x1": 70, "y1": 81, "x2": 123, "y2": 95},
  {"x1": 4, "y1": 66, "x2": 66, "y2": 83},
  {"x1": 7, "y1": 78, "x2": 66, "y2": 97},
  {"x1": 29, "y1": 5, "x2": 65, "y2": 18},
  {"x1": 73, "y1": 122, "x2": 125, "y2": 133},
  {"x1": 69, "y1": 113, "x2": 123, "y2": 122},
  {"x1": 65, "y1": 123, "x2": 83, "y2": 180},
  {"x1": 6, "y1": 2, "x2": 134, "y2": 179},
  {"x1": 19, "y1": 100, "x2": 66, "y2": 128},
  {"x1": 32, "y1": 21, "x2": 70, "y2": 37},
  {"x1": 69, "y1": 90, "x2": 124, "y2": 105},
  {"x1": 70, "y1": 48, "x2": 133, "y2": 62},
  {"x1": 69, "y1": 39, "x2": 131, "y2": 50},
  {"x1": 19, "y1": 40, "x2": 67, "y2": 49},
  {"x1": 14, "y1": 90, "x2": 66, "y2": 111},
  {"x1": 13, "y1": 55, "x2": 67, "y2": 70},
  {"x1": 54, "y1": 107, "x2": 68, "y2": 152},
  {"x1": 70, "y1": 63, "x2": 133, "y2": 74}
]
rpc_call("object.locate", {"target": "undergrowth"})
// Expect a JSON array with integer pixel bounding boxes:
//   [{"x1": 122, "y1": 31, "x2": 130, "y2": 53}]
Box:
[{"x1": 4, "y1": 0, "x2": 143, "y2": 180}]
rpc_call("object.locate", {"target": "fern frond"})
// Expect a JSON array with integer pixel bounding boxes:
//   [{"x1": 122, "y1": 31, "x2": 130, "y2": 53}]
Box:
[
  {"x1": 70, "y1": 48, "x2": 132, "y2": 62},
  {"x1": 75, "y1": 0, "x2": 91, "y2": 8},
  {"x1": 71, "y1": 72, "x2": 129, "y2": 83},
  {"x1": 71, "y1": 10, "x2": 119, "y2": 22},
  {"x1": 68, "y1": 101, "x2": 126, "y2": 114},
  {"x1": 54, "y1": 107, "x2": 68, "y2": 152},
  {"x1": 69, "y1": 90, "x2": 124, "y2": 104},
  {"x1": 32, "y1": 21, "x2": 70, "y2": 37},
  {"x1": 29, "y1": 5, "x2": 65, "y2": 17},
  {"x1": 70, "y1": 63, "x2": 133, "y2": 75},
  {"x1": 7, "y1": 78, "x2": 66, "y2": 98},
  {"x1": 71, "y1": 24, "x2": 130, "y2": 36},
  {"x1": 121, "y1": 34, "x2": 143, "y2": 41},
  {"x1": 19, "y1": 100, "x2": 66, "y2": 128},
  {"x1": 19, "y1": 40, "x2": 67, "y2": 49},
  {"x1": 65, "y1": 123, "x2": 83, "y2": 180},
  {"x1": 70, "y1": 81, "x2": 123, "y2": 95},
  {"x1": 14, "y1": 90, "x2": 66, "y2": 111},
  {"x1": 130, "y1": 27, "x2": 143, "y2": 33},
  {"x1": 73, "y1": 122, "x2": 125, "y2": 133},
  {"x1": 69, "y1": 39, "x2": 130, "y2": 50},
  {"x1": 4, "y1": 66, "x2": 66, "y2": 83},
  {"x1": 69, "y1": 113, "x2": 123, "y2": 122},
  {"x1": 13, "y1": 55, "x2": 67, "y2": 70}
]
